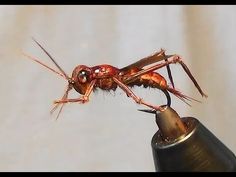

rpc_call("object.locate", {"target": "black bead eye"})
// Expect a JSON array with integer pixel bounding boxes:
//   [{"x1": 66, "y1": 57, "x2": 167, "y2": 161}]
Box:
[{"x1": 78, "y1": 70, "x2": 88, "y2": 83}]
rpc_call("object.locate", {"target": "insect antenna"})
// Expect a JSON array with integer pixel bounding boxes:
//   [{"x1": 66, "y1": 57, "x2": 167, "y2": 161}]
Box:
[
  {"x1": 31, "y1": 37, "x2": 70, "y2": 80},
  {"x1": 23, "y1": 38, "x2": 74, "y2": 119},
  {"x1": 22, "y1": 52, "x2": 67, "y2": 80}
]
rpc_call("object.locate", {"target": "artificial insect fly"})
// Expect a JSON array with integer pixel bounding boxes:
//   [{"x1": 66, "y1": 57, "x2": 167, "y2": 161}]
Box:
[{"x1": 23, "y1": 38, "x2": 207, "y2": 119}]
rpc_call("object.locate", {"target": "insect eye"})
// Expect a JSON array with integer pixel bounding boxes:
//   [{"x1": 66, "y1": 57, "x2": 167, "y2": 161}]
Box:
[{"x1": 78, "y1": 70, "x2": 88, "y2": 83}]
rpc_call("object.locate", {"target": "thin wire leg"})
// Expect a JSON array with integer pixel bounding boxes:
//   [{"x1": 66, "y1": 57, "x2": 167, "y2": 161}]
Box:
[{"x1": 113, "y1": 77, "x2": 165, "y2": 111}]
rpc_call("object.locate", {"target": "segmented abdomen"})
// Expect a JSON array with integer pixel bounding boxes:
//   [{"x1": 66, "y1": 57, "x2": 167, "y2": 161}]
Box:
[{"x1": 128, "y1": 71, "x2": 168, "y2": 90}]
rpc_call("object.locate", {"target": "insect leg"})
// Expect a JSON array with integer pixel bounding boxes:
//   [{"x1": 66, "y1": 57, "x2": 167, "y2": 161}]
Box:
[
  {"x1": 50, "y1": 84, "x2": 73, "y2": 119},
  {"x1": 113, "y1": 77, "x2": 164, "y2": 111},
  {"x1": 165, "y1": 57, "x2": 175, "y2": 89},
  {"x1": 123, "y1": 57, "x2": 179, "y2": 84},
  {"x1": 177, "y1": 59, "x2": 208, "y2": 97},
  {"x1": 53, "y1": 80, "x2": 96, "y2": 104},
  {"x1": 124, "y1": 55, "x2": 207, "y2": 98}
]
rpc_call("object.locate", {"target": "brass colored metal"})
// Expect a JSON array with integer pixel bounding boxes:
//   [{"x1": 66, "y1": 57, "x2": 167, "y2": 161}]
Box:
[{"x1": 155, "y1": 106, "x2": 187, "y2": 141}]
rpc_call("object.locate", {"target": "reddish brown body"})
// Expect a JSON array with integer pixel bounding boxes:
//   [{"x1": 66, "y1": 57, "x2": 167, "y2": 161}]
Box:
[
  {"x1": 121, "y1": 67, "x2": 167, "y2": 89},
  {"x1": 71, "y1": 64, "x2": 167, "y2": 96},
  {"x1": 24, "y1": 38, "x2": 207, "y2": 119}
]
